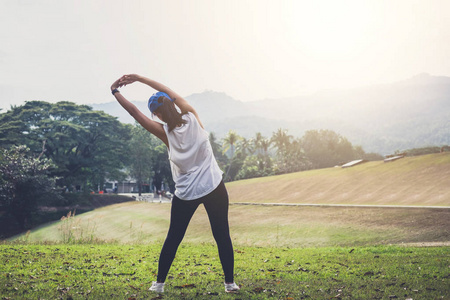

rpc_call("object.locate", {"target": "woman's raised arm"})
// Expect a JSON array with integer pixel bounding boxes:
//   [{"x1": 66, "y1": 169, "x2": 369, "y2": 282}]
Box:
[
  {"x1": 120, "y1": 74, "x2": 204, "y2": 128},
  {"x1": 111, "y1": 77, "x2": 169, "y2": 146}
]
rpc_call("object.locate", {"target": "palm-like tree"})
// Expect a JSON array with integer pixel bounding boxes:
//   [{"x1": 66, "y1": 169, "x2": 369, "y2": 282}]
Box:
[
  {"x1": 271, "y1": 128, "x2": 292, "y2": 153},
  {"x1": 253, "y1": 132, "x2": 263, "y2": 155},
  {"x1": 238, "y1": 137, "x2": 254, "y2": 155},
  {"x1": 209, "y1": 132, "x2": 227, "y2": 165},
  {"x1": 260, "y1": 138, "x2": 271, "y2": 156},
  {"x1": 222, "y1": 130, "x2": 240, "y2": 157},
  {"x1": 222, "y1": 130, "x2": 241, "y2": 180},
  {"x1": 271, "y1": 129, "x2": 293, "y2": 174},
  {"x1": 209, "y1": 132, "x2": 221, "y2": 156}
]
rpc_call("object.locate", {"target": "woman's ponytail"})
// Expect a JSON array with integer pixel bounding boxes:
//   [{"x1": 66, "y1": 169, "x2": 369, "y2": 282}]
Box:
[{"x1": 156, "y1": 97, "x2": 187, "y2": 132}]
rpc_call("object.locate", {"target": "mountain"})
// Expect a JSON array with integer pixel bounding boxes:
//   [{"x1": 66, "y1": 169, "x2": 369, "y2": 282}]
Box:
[{"x1": 91, "y1": 74, "x2": 450, "y2": 155}]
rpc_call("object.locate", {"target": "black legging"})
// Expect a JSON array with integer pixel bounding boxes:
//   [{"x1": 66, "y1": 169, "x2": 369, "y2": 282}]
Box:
[{"x1": 156, "y1": 180, "x2": 234, "y2": 283}]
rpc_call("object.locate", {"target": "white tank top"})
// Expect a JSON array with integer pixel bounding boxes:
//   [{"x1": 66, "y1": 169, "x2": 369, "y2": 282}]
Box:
[{"x1": 163, "y1": 112, "x2": 223, "y2": 200}]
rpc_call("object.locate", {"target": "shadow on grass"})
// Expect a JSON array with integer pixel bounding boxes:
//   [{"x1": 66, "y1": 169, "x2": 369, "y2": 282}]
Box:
[{"x1": 0, "y1": 194, "x2": 133, "y2": 240}]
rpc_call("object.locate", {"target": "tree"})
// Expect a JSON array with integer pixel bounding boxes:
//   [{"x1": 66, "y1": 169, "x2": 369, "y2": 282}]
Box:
[
  {"x1": 259, "y1": 138, "x2": 271, "y2": 157},
  {"x1": 151, "y1": 142, "x2": 174, "y2": 194},
  {"x1": 128, "y1": 124, "x2": 158, "y2": 196},
  {"x1": 239, "y1": 137, "x2": 254, "y2": 156},
  {"x1": 271, "y1": 129, "x2": 292, "y2": 153},
  {"x1": 254, "y1": 132, "x2": 264, "y2": 154},
  {"x1": 271, "y1": 129, "x2": 294, "y2": 174},
  {"x1": 222, "y1": 130, "x2": 242, "y2": 181},
  {"x1": 301, "y1": 129, "x2": 356, "y2": 169},
  {"x1": 222, "y1": 130, "x2": 241, "y2": 157},
  {"x1": 235, "y1": 151, "x2": 273, "y2": 180},
  {"x1": 284, "y1": 137, "x2": 311, "y2": 173},
  {"x1": 0, "y1": 145, "x2": 60, "y2": 229},
  {"x1": 235, "y1": 133, "x2": 274, "y2": 180},
  {"x1": 209, "y1": 132, "x2": 227, "y2": 169},
  {"x1": 0, "y1": 101, "x2": 131, "y2": 191}
]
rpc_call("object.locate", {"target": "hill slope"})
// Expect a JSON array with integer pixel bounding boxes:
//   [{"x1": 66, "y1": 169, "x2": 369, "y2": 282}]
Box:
[
  {"x1": 226, "y1": 153, "x2": 450, "y2": 206},
  {"x1": 13, "y1": 202, "x2": 449, "y2": 247},
  {"x1": 12, "y1": 153, "x2": 450, "y2": 246}
]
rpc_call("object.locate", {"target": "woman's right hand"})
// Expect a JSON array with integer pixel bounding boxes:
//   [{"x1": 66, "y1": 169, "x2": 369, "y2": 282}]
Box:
[{"x1": 111, "y1": 78, "x2": 121, "y2": 91}]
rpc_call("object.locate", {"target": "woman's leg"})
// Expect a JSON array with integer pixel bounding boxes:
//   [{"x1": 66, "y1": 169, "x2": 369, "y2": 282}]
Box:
[
  {"x1": 203, "y1": 181, "x2": 235, "y2": 283},
  {"x1": 156, "y1": 196, "x2": 199, "y2": 282}
]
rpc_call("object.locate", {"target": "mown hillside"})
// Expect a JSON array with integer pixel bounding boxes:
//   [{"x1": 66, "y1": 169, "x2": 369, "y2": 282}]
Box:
[
  {"x1": 227, "y1": 153, "x2": 450, "y2": 206},
  {"x1": 11, "y1": 153, "x2": 450, "y2": 246}
]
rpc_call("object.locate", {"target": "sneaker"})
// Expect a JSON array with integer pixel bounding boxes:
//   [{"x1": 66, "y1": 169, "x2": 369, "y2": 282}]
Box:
[
  {"x1": 224, "y1": 282, "x2": 240, "y2": 293},
  {"x1": 149, "y1": 281, "x2": 165, "y2": 293}
]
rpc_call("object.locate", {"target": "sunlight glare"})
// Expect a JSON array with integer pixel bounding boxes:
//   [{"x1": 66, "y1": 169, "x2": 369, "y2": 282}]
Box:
[{"x1": 288, "y1": 1, "x2": 374, "y2": 60}]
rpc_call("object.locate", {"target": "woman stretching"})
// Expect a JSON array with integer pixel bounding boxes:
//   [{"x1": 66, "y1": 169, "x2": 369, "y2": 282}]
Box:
[{"x1": 110, "y1": 74, "x2": 239, "y2": 293}]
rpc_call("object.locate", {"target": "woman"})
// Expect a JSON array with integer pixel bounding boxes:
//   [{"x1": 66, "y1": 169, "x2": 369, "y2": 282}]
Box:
[{"x1": 110, "y1": 74, "x2": 240, "y2": 293}]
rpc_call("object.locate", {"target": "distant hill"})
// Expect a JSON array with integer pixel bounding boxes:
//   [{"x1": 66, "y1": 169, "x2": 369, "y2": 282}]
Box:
[{"x1": 92, "y1": 74, "x2": 450, "y2": 154}]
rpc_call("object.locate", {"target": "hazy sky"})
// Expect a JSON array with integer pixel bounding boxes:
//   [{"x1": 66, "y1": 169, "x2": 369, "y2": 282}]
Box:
[{"x1": 1, "y1": 0, "x2": 449, "y2": 110}]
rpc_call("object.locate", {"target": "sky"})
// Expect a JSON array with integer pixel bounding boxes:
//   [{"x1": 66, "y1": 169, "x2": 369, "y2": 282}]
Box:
[{"x1": 1, "y1": 0, "x2": 450, "y2": 110}]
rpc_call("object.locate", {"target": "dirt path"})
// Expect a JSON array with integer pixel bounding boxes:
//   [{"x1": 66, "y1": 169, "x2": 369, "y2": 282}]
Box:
[
  {"x1": 231, "y1": 202, "x2": 450, "y2": 209},
  {"x1": 398, "y1": 241, "x2": 450, "y2": 247}
]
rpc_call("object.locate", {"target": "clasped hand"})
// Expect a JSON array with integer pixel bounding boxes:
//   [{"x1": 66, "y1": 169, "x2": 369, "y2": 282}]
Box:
[{"x1": 111, "y1": 74, "x2": 140, "y2": 90}]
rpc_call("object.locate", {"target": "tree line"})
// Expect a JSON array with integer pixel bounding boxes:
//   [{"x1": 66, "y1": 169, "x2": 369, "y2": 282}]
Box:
[
  {"x1": 212, "y1": 128, "x2": 382, "y2": 182},
  {"x1": 0, "y1": 101, "x2": 382, "y2": 229}
]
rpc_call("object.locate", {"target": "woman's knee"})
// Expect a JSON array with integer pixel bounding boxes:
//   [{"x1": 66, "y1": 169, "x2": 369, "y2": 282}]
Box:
[{"x1": 211, "y1": 227, "x2": 231, "y2": 243}]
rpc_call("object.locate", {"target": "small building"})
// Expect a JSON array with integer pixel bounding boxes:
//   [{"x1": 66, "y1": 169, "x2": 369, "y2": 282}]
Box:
[
  {"x1": 341, "y1": 159, "x2": 366, "y2": 168},
  {"x1": 384, "y1": 155, "x2": 404, "y2": 163}
]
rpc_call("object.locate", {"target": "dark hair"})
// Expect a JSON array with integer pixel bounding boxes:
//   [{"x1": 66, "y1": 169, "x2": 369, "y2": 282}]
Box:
[{"x1": 155, "y1": 96, "x2": 187, "y2": 132}]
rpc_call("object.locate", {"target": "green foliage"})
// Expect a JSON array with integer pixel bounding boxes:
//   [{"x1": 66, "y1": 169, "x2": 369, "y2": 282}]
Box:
[
  {"x1": 403, "y1": 146, "x2": 447, "y2": 156},
  {"x1": 222, "y1": 130, "x2": 241, "y2": 156},
  {"x1": 151, "y1": 142, "x2": 174, "y2": 193},
  {"x1": 217, "y1": 128, "x2": 383, "y2": 181},
  {"x1": 222, "y1": 130, "x2": 243, "y2": 181},
  {"x1": 0, "y1": 145, "x2": 61, "y2": 229},
  {"x1": 354, "y1": 145, "x2": 384, "y2": 161},
  {"x1": 0, "y1": 100, "x2": 383, "y2": 186},
  {"x1": 127, "y1": 123, "x2": 175, "y2": 194},
  {"x1": 0, "y1": 244, "x2": 448, "y2": 299},
  {"x1": 221, "y1": 128, "x2": 377, "y2": 180},
  {"x1": 0, "y1": 101, "x2": 131, "y2": 190},
  {"x1": 301, "y1": 129, "x2": 359, "y2": 169},
  {"x1": 209, "y1": 132, "x2": 227, "y2": 169},
  {"x1": 128, "y1": 124, "x2": 158, "y2": 195},
  {"x1": 235, "y1": 154, "x2": 274, "y2": 180}
]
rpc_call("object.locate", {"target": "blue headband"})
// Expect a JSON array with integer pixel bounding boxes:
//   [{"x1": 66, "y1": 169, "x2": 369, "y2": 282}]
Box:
[{"x1": 148, "y1": 92, "x2": 172, "y2": 113}]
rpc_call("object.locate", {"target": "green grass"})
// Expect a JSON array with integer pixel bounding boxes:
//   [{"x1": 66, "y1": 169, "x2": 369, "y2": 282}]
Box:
[
  {"x1": 2, "y1": 153, "x2": 449, "y2": 299},
  {"x1": 0, "y1": 243, "x2": 448, "y2": 299},
  {"x1": 12, "y1": 202, "x2": 450, "y2": 247}
]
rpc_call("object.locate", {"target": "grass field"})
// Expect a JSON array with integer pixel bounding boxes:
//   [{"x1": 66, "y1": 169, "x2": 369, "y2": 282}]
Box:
[
  {"x1": 2, "y1": 153, "x2": 449, "y2": 299},
  {"x1": 1, "y1": 244, "x2": 448, "y2": 299},
  {"x1": 12, "y1": 202, "x2": 450, "y2": 247},
  {"x1": 11, "y1": 153, "x2": 450, "y2": 246}
]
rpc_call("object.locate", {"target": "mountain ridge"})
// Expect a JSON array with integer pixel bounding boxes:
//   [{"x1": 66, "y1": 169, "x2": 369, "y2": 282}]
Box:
[{"x1": 91, "y1": 74, "x2": 450, "y2": 154}]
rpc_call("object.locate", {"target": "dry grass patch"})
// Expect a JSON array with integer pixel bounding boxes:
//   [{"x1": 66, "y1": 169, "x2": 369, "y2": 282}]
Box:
[
  {"x1": 13, "y1": 202, "x2": 450, "y2": 248},
  {"x1": 226, "y1": 153, "x2": 450, "y2": 206}
]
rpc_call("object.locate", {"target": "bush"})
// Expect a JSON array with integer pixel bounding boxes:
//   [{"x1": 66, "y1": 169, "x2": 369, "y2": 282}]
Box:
[
  {"x1": 404, "y1": 146, "x2": 444, "y2": 156},
  {"x1": 0, "y1": 145, "x2": 60, "y2": 229}
]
